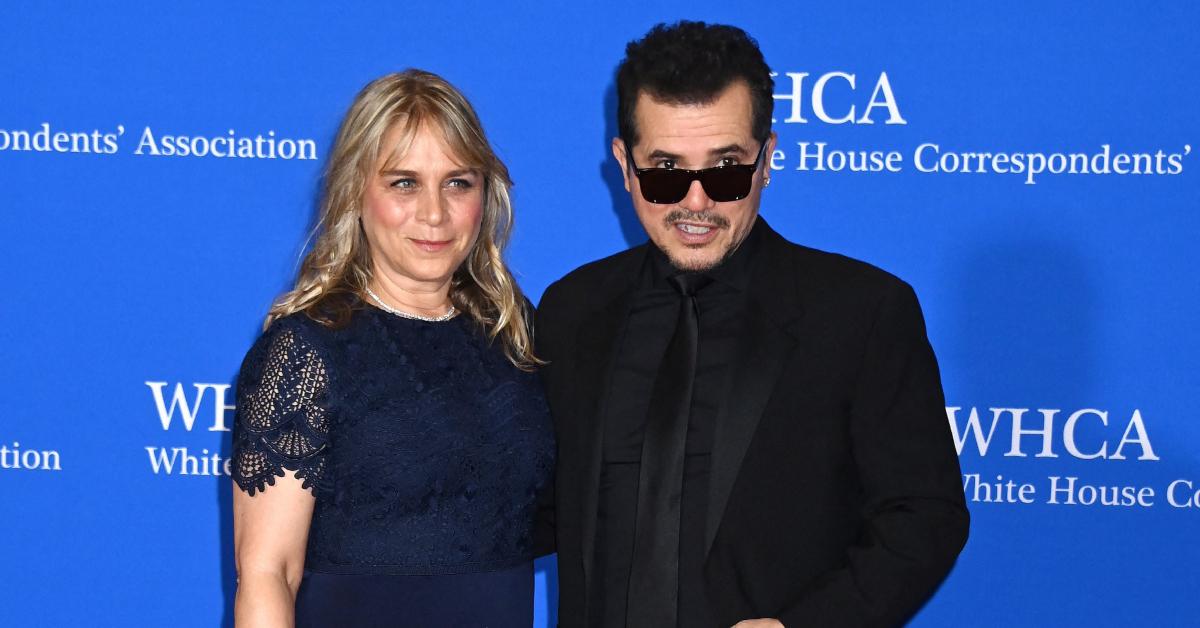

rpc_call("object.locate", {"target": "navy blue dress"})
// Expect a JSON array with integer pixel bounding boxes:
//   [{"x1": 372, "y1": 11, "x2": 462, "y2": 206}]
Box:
[{"x1": 232, "y1": 305, "x2": 555, "y2": 628}]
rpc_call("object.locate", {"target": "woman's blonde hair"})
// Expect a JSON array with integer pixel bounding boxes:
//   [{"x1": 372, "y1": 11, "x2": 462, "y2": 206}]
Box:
[{"x1": 266, "y1": 69, "x2": 540, "y2": 369}]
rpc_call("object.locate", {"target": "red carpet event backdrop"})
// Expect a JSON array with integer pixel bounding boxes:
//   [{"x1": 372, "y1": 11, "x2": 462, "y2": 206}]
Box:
[{"x1": 1, "y1": 3, "x2": 1197, "y2": 626}]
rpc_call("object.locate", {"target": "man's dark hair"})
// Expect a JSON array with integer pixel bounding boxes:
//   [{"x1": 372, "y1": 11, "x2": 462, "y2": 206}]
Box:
[{"x1": 616, "y1": 21, "x2": 775, "y2": 150}]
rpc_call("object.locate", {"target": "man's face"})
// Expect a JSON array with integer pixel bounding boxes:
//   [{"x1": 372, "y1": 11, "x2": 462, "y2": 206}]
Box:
[{"x1": 613, "y1": 81, "x2": 775, "y2": 272}]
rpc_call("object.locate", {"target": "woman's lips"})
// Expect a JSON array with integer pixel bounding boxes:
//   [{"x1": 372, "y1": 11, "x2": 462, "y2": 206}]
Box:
[{"x1": 409, "y1": 238, "x2": 453, "y2": 252}]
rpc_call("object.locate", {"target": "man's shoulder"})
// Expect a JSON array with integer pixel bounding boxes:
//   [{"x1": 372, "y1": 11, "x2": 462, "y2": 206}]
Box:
[
  {"x1": 765, "y1": 235, "x2": 926, "y2": 339},
  {"x1": 771, "y1": 232, "x2": 911, "y2": 298},
  {"x1": 535, "y1": 244, "x2": 646, "y2": 354},
  {"x1": 540, "y1": 244, "x2": 647, "y2": 308}
]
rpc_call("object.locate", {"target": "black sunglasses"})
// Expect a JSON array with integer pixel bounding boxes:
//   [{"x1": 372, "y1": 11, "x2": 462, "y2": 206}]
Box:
[{"x1": 626, "y1": 142, "x2": 768, "y2": 204}]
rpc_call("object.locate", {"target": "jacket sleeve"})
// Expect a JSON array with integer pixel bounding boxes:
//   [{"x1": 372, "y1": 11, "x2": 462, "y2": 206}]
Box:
[
  {"x1": 531, "y1": 287, "x2": 565, "y2": 558},
  {"x1": 777, "y1": 280, "x2": 969, "y2": 628}
]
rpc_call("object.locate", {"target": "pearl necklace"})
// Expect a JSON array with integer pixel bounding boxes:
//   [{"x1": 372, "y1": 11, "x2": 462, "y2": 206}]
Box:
[{"x1": 365, "y1": 287, "x2": 457, "y2": 322}]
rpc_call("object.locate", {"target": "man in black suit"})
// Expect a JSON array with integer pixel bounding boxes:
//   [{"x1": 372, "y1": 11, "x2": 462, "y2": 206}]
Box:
[{"x1": 536, "y1": 21, "x2": 969, "y2": 628}]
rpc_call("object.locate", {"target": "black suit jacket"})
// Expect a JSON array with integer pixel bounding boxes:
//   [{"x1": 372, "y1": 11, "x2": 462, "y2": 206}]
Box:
[{"x1": 535, "y1": 220, "x2": 969, "y2": 628}]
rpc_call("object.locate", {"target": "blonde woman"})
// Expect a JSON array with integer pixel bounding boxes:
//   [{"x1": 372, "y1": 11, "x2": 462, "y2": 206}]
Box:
[{"x1": 231, "y1": 70, "x2": 554, "y2": 627}]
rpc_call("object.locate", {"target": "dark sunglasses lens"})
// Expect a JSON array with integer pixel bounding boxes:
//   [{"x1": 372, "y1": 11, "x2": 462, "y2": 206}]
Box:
[
  {"x1": 638, "y1": 170, "x2": 692, "y2": 204},
  {"x1": 701, "y1": 166, "x2": 755, "y2": 202}
]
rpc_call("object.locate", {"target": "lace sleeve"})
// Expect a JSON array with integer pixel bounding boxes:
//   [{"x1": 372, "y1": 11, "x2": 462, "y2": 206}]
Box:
[{"x1": 232, "y1": 321, "x2": 331, "y2": 496}]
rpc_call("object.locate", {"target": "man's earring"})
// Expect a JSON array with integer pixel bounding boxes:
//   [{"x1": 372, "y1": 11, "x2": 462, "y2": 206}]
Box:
[{"x1": 763, "y1": 176, "x2": 771, "y2": 187}]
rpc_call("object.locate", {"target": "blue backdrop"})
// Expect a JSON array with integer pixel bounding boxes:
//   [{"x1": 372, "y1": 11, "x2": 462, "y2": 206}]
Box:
[{"x1": 2, "y1": 2, "x2": 1197, "y2": 626}]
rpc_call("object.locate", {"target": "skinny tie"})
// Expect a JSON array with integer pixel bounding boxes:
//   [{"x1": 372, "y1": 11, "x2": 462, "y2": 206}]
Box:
[{"x1": 626, "y1": 272, "x2": 711, "y2": 628}]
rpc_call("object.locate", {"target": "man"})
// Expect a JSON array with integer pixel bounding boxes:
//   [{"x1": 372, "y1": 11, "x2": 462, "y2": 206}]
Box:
[{"x1": 537, "y1": 21, "x2": 969, "y2": 628}]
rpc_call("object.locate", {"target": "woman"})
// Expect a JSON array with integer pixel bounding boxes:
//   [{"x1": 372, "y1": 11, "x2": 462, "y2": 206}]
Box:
[{"x1": 231, "y1": 70, "x2": 554, "y2": 627}]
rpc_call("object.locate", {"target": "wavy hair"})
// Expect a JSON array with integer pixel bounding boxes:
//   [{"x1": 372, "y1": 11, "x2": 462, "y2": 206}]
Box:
[{"x1": 266, "y1": 69, "x2": 540, "y2": 369}]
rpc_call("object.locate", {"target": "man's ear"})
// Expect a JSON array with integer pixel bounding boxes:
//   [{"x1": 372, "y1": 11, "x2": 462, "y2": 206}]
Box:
[
  {"x1": 764, "y1": 131, "x2": 778, "y2": 182},
  {"x1": 612, "y1": 137, "x2": 632, "y2": 193}
]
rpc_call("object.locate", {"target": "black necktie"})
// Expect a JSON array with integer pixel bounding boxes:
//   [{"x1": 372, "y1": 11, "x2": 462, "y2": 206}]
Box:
[{"x1": 626, "y1": 272, "x2": 711, "y2": 628}]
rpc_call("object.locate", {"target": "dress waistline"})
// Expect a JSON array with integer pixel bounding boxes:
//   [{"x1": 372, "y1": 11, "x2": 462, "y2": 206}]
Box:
[{"x1": 304, "y1": 554, "x2": 530, "y2": 577}]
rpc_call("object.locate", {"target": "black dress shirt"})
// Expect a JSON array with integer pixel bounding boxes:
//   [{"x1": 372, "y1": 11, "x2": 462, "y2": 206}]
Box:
[{"x1": 592, "y1": 222, "x2": 764, "y2": 628}]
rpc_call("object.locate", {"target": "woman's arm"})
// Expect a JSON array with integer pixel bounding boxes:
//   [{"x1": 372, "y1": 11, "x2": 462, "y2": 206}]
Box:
[{"x1": 233, "y1": 472, "x2": 315, "y2": 627}]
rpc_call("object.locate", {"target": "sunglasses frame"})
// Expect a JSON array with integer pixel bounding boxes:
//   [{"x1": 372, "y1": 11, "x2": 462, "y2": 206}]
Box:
[{"x1": 626, "y1": 141, "x2": 768, "y2": 204}]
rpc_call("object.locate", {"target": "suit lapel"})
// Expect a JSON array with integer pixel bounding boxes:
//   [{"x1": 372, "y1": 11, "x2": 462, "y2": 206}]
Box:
[{"x1": 704, "y1": 225, "x2": 802, "y2": 555}]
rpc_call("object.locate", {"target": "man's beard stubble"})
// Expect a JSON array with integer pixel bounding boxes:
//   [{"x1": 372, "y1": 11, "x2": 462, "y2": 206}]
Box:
[{"x1": 660, "y1": 209, "x2": 737, "y2": 273}]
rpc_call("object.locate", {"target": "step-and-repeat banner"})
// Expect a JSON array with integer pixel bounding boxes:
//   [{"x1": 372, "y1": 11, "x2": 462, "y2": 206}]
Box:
[{"x1": 2, "y1": 3, "x2": 1196, "y2": 626}]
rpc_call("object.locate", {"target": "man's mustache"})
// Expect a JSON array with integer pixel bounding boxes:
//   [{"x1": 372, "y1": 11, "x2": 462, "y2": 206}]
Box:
[{"x1": 662, "y1": 210, "x2": 730, "y2": 229}]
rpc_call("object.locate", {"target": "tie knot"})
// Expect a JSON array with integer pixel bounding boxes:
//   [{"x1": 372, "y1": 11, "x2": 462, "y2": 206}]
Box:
[{"x1": 668, "y1": 273, "x2": 712, "y2": 297}]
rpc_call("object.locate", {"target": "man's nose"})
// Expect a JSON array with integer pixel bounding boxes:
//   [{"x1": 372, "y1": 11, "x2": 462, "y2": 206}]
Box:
[{"x1": 678, "y1": 178, "x2": 715, "y2": 213}]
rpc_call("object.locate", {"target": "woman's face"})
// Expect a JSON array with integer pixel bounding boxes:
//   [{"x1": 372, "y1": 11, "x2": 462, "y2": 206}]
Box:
[{"x1": 361, "y1": 122, "x2": 484, "y2": 294}]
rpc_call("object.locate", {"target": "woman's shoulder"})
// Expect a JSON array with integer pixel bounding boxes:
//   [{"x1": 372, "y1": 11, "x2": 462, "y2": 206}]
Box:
[
  {"x1": 239, "y1": 310, "x2": 343, "y2": 376},
  {"x1": 266, "y1": 310, "x2": 334, "y2": 340},
  {"x1": 263, "y1": 292, "x2": 372, "y2": 343}
]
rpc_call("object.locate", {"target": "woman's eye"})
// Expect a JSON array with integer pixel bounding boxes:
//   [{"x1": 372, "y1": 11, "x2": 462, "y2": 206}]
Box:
[
  {"x1": 446, "y1": 178, "x2": 474, "y2": 189},
  {"x1": 389, "y1": 178, "x2": 417, "y2": 189}
]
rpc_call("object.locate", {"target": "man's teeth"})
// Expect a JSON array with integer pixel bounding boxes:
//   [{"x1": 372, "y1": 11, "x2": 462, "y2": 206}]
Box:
[{"x1": 677, "y1": 224, "x2": 713, "y2": 234}]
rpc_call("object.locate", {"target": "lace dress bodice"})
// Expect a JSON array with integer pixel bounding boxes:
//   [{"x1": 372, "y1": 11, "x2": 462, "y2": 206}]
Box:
[{"x1": 232, "y1": 306, "x2": 555, "y2": 576}]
